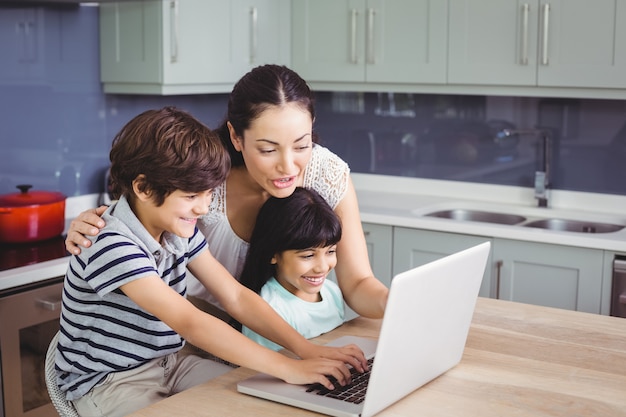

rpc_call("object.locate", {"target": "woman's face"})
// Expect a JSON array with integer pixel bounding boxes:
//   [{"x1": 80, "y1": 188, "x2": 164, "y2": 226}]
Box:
[{"x1": 230, "y1": 103, "x2": 313, "y2": 198}]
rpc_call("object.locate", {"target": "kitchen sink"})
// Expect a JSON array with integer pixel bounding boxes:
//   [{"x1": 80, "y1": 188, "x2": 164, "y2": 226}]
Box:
[
  {"x1": 522, "y1": 218, "x2": 625, "y2": 233},
  {"x1": 424, "y1": 209, "x2": 526, "y2": 225}
]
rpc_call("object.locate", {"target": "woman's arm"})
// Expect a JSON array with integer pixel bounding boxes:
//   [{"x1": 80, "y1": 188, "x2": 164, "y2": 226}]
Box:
[
  {"x1": 333, "y1": 177, "x2": 389, "y2": 318},
  {"x1": 65, "y1": 206, "x2": 108, "y2": 255},
  {"x1": 188, "y1": 250, "x2": 368, "y2": 372}
]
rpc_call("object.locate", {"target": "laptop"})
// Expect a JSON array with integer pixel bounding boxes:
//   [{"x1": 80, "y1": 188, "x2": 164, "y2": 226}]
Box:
[{"x1": 237, "y1": 241, "x2": 491, "y2": 417}]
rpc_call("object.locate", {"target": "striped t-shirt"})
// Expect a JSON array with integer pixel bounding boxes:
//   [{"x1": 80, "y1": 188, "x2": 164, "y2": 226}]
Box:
[{"x1": 55, "y1": 195, "x2": 208, "y2": 401}]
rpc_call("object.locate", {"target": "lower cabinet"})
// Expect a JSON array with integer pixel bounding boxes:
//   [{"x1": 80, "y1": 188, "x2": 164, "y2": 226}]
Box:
[
  {"x1": 392, "y1": 228, "x2": 492, "y2": 298},
  {"x1": 493, "y1": 238, "x2": 604, "y2": 314},
  {"x1": 362, "y1": 223, "x2": 393, "y2": 288},
  {"x1": 362, "y1": 224, "x2": 607, "y2": 314}
]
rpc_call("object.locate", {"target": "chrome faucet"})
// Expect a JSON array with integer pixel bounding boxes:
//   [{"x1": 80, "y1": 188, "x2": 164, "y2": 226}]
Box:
[{"x1": 495, "y1": 128, "x2": 552, "y2": 207}]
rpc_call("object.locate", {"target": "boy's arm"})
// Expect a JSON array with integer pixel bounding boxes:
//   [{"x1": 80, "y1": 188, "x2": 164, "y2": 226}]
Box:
[
  {"x1": 187, "y1": 250, "x2": 368, "y2": 371},
  {"x1": 121, "y1": 273, "x2": 350, "y2": 389}
]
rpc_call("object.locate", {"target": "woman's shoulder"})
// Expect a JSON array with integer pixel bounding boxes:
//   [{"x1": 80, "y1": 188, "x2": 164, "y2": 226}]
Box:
[{"x1": 304, "y1": 144, "x2": 350, "y2": 209}]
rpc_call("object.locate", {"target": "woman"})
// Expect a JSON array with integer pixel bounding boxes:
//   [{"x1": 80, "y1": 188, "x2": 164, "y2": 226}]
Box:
[{"x1": 65, "y1": 64, "x2": 388, "y2": 320}]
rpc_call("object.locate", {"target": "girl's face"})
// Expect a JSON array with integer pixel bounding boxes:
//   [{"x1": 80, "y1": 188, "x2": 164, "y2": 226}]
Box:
[
  {"x1": 230, "y1": 103, "x2": 313, "y2": 198},
  {"x1": 137, "y1": 188, "x2": 212, "y2": 241},
  {"x1": 272, "y1": 245, "x2": 338, "y2": 303}
]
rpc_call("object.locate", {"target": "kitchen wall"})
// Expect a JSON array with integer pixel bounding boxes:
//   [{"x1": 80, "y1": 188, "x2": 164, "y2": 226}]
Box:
[{"x1": 1, "y1": 4, "x2": 626, "y2": 198}]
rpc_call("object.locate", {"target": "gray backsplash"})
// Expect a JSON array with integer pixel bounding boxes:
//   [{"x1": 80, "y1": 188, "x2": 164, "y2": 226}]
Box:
[{"x1": 1, "y1": 5, "x2": 625, "y2": 198}]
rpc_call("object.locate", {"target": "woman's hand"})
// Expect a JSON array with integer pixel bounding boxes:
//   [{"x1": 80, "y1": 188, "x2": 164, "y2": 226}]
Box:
[
  {"x1": 65, "y1": 206, "x2": 108, "y2": 255},
  {"x1": 298, "y1": 343, "x2": 369, "y2": 374}
]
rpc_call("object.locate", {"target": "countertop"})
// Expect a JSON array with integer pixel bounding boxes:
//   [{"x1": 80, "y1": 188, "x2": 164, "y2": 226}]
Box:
[
  {"x1": 127, "y1": 297, "x2": 626, "y2": 417},
  {"x1": 352, "y1": 174, "x2": 626, "y2": 252},
  {"x1": 3, "y1": 176, "x2": 626, "y2": 291}
]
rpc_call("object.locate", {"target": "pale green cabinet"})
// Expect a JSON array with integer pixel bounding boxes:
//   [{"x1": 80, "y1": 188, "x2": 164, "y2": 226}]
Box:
[
  {"x1": 448, "y1": 0, "x2": 626, "y2": 89},
  {"x1": 492, "y1": 238, "x2": 604, "y2": 313},
  {"x1": 99, "y1": 0, "x2": 290, "y2": 94},
  {"x1": 362, "y1": 222, "x2": 393, "y2": 287},
  {"x1": 389, "y1": 227, "x2": 606, "y2": 313},
  {"x1": 391, "y1": 228, "x2": 493, "y2": 298},
  {"x1": 291, "y1": 0, "x2": 448, "y2": 84}
]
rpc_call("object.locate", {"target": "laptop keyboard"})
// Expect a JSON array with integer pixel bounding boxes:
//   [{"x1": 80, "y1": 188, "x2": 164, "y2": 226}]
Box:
[{"x1": 306, "y1": 357, "x2": 375, "y2": 404}]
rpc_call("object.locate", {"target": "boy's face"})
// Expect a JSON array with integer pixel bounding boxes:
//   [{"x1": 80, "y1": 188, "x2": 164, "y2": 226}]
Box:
[
  {"x1": 272, "y1": 245, "x2": 337, "y2": 303},
  {"x1": 139, "y1": 189, "x2": 212, "y2": 241}
]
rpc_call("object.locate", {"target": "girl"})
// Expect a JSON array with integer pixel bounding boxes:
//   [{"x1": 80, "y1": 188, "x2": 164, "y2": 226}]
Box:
[{"x1": 239, "y1": 187, "x2": 345, "y2": 350}]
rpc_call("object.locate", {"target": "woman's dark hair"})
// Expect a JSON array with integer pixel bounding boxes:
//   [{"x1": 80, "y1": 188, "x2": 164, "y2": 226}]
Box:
[
  {"x1": 239, "y1": 187, "x2": 342, "y2": 294},
  {"x1": 216, "y1": 64, "x2": 319, "y2": 166},
  {"x1": 109, "y1": 106, "x2": 230, "y2": 205}
]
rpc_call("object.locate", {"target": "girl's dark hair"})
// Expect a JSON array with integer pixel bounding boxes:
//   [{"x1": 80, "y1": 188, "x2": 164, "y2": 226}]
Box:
[
  {"x1": 239, "y1": 187, "x2": 342, "y2": 294},
  {"x1": 216, "y1": 64, "x2": 318, "y2": 166},
  {"x1": 109, "y1": 106, "x2": 230, "y2": 205}
]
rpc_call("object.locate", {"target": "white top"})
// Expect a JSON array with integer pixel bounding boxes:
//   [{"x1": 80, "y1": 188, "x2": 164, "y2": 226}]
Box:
[
  {"x1": 187, "y1": 144, "x2": 350, "y2": 306},
  {"x1": 241, "y1": 277, "x2": 345, "y2": 351}
]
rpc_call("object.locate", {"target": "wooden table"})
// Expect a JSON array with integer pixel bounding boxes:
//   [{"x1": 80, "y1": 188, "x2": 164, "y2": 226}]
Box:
[{"x1": 129, "y1": 298, "x2": 626, "y2": 417}]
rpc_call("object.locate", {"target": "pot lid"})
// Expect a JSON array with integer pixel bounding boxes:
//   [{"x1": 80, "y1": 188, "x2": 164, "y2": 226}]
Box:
[{"x1": 0, "y1": 184, "x2": 66, "y2": 207}]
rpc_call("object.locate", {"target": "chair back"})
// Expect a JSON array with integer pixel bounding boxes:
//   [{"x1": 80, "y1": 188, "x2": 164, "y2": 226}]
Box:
[{"x1": 45, "y1": 331, "x2": 80, "y2": 417}]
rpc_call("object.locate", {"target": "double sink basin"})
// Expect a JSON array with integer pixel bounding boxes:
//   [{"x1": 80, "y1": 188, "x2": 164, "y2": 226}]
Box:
[{"x1": 423, "y1": 208, "x2": 625, "y2": 234}]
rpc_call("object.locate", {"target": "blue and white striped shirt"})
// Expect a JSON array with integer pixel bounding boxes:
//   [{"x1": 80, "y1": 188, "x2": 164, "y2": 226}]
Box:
[{"x1": 55, "y1": 196, "x2": 208, "y2": 400}]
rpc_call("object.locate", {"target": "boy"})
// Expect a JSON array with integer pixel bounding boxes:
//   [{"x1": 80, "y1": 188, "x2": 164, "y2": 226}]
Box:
[{"x1": 55, "y1": 107, "x2": 366, "y2": 416}]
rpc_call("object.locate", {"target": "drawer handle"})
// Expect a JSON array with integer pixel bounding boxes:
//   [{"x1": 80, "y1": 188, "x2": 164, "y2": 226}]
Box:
[
  {"x1": 37, "y1": 297, "x2": 62, "y2": 311},
  {"x1": 619, "y1": 294, "x2": 626, "y2": 305}
]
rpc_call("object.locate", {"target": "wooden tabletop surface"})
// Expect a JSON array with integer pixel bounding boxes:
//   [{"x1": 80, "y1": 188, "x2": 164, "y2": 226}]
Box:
[{"x1": 128, "y1": 297, "x2": 626, "y2": 417}]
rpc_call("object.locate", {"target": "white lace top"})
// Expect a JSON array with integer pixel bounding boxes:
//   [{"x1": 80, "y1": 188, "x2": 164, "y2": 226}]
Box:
[{"x1": 187, "y1": 144, "x2": 350, "y2": 305}]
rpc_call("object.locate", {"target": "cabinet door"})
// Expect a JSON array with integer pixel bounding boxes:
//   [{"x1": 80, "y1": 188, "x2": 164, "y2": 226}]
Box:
[
  {"x1": 292, "y1": 0, "x2": 366, "y2": 82},
  {"x1": 448, "y1": 0, "x2": 539, "y2": 86},
  {"x1": 365, "y1": 0, "x2": 448, "y2": 84},
  {"x1": 537, "y1": 0, "x2": 626, "y2": 88},
  {"x1": 493, "y1": 238, "x2": 604, "y2": 313},
  {"x1": 228, "y1": 0, "x2": 291, "y2": 82},
  {"x1": 362, "y1": 223, "x2": 393, "y2": 287},
  {"x1": 0, "y1": 8, "x2": 46, "y2": 85},
  {"x1": 392, "y1": 228, "x2": 492, "y2": 297},
  {"x1": 292, "y1": 0, "x2": 447, "y2": 84}
]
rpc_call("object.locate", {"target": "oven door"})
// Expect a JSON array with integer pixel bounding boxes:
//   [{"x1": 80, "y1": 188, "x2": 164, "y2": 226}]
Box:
[{"x1": 0, "y1": 278, "x2": 63, "y2": 417}]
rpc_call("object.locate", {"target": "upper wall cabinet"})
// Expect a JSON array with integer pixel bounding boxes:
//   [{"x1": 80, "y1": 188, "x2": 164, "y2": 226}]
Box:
[
  {"x1": 100, "y1": 0, "x2": 290, "y2": 95},
  {"x1": 291, "y1": 0, "x2": 448, "y2": 84},
  {"x1": 448, "y1": 0, "x2": 626, "y2": 89},
  {"x1": 0, "y1": 8, "x2": 46, "y2": 85}
]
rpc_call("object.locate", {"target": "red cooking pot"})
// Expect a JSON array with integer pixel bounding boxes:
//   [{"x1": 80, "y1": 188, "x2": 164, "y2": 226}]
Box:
[{"x1": 0, "y1": 184, "x2": 66, "y2": 243}]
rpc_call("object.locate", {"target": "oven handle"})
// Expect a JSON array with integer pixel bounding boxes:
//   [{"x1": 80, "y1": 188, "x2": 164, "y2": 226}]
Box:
[{"x1": 37, "y1": 296, "x2": 62, "y2": 311}]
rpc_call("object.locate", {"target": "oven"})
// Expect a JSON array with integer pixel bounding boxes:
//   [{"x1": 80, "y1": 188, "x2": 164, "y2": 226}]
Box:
[{"x1": 0, "y1": 237, "x2": 69, "y2": 417}]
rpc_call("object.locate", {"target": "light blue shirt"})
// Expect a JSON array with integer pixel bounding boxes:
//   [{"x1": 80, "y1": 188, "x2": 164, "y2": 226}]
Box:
[{"x1": 243, "y1": 277, "x2": 345, "y2": 351}]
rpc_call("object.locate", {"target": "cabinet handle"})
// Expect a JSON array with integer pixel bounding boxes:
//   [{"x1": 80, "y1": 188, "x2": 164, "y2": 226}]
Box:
[
  {"x1": 541, "y1": 3, "x2": 550, "y2": 65},
  {"x1": 366, "y1": 8, "x2": 375, "y2": 64},
  {"x1": 170, "y1": 1, "x2": 179, "y2": 63},
  {"x1": 520, "y1": 3, "x2": 530, "y2": 65},
  {"x1": 249, "y1": 7, "x2": 258, "y2": 64},
  {"x1": 350, "y1": 9, "x2": 358, "y2": 64},
  {"x1": 495, "y1": 260, "x2": 503, "y2": 299},
  {"x1": 37, "y1": 297, "x2": 62, "y2": 311}
]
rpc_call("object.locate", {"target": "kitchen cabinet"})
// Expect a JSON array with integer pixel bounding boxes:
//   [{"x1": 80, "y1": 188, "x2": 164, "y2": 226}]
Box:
[
  {"x1": 362, "y1": 222, "x2": 393, "y2": 287},
  {"x1": 388, "y1": 227, "x2": 606, "y2": 313},
  {"x1": 99, "y1": 0, "x2": 290, "y2": 95},
  {"x1": 448, "y1": 0, "x2": 626, "y2": 89},
  {"x1": 392, "y1": 228, "x2": 493, "y2": 298},
  {"x1": 0, "y1": 7, "x2": 46, "y2": 85},
  {"x1": 492, "y1": 238, "x2": 604, "y2": 313},
  {"x1": 291, "y1": 0, "x2": 448, "y2": 84}
]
